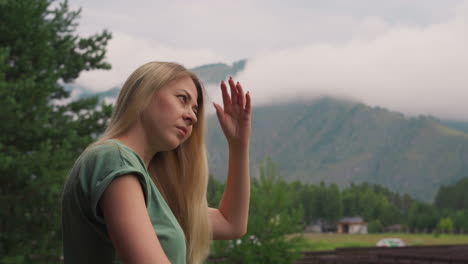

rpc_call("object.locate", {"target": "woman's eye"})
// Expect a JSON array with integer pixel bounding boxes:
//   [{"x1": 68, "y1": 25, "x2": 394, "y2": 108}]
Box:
[{"x1": 177, "y1": 95, "x2": 187, "y2": 102}]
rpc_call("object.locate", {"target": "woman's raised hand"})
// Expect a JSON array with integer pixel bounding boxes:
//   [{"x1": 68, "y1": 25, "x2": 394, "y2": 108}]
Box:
[{"x1": 213, "y1": 77, "x2": 252, "y2": 148}]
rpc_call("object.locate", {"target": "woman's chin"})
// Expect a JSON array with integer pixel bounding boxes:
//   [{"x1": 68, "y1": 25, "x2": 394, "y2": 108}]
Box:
[{"x1": 162, "y1": 139, "x2": 184, "y2": 152}]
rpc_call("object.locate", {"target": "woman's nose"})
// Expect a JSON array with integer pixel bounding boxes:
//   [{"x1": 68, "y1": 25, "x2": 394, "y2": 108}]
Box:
[{"x1": 184, "y1": 110, "x2": 197, "y2": 125}]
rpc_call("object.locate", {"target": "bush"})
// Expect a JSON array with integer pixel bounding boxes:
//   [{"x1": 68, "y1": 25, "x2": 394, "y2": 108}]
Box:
[
  {"x1": 437, "y1": 217, "x2": 454, "y2": 233},
  {"x1": 368, "y1": 219, "x2": 384, "y2": 233}
]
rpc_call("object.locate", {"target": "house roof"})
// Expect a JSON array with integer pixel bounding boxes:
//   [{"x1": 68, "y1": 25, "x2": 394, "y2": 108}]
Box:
[{"x1": 338, "y1": 216, "x2": 366, "y2": 224}]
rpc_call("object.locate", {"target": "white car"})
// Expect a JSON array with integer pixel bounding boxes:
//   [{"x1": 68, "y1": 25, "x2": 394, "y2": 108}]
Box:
[{"x1": 376, "y1": 238, "x2": 406, "y2": 247}]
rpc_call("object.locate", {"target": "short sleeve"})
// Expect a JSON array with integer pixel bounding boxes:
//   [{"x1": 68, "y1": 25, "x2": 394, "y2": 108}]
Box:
[{"x1": 79, "y1": 143, "x2": 149, "y2": 224}]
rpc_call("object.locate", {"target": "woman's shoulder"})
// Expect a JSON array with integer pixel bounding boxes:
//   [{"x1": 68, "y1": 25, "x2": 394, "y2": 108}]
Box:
[
  {"x1": 85, "y1": 140, "x2": 122, "y2": 156},
  {"x1": 63, "y1": 141, "x2": 127, "y2": 197},
  {"x1": 82, "y1": 139, "x2": 146, "y2": 172},
  {"x1": 72, "y1": 140, "x2": 128, "y2": 171},
  {"x1": 67, "y1": 139, "x2": 148, "y2": 189}
]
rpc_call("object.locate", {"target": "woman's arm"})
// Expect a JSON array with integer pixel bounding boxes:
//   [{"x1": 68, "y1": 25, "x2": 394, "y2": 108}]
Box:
[
  {"x1": 211, "y1": 77, "x2": 252, "y2": 240},
  {"x1": 99, "y1": 174, "x2": 171, "y2": 264}
]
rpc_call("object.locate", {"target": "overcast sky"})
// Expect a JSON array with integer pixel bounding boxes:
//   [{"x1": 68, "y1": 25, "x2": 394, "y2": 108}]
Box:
[{"x1": 70, "y1": 0, "x2": 468, "y2": 121}]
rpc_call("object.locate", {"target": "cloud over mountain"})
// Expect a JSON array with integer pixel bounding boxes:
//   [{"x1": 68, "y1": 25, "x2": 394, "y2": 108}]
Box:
[{"x1": 237, "y1": 1, "x2": 468, "y2": 121}]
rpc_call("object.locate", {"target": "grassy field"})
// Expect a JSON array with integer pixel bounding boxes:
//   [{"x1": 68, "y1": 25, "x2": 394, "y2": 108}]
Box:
[{"x1": 298, "y1": 233, "x2": 468, "y2": 251}]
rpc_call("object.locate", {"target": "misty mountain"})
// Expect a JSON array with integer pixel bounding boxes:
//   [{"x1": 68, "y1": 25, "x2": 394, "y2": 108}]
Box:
[
  {"x1": 68, "y1": 61, "x2": 468, "y2": 202},
  {"x1": 440, "y1": 120, "x2": 468, "y2": 134},
  {"x1": 191, "y1": 59, "x2": 246, "y2": 85},
  {"x1": 205, "y1": 97, "x2": 468, "y2": 202}
]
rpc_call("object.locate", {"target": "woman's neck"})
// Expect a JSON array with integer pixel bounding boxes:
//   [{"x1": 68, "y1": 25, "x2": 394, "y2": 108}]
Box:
[{"x1": 114, "y1": 123, "x2": 156, "y2": 170}]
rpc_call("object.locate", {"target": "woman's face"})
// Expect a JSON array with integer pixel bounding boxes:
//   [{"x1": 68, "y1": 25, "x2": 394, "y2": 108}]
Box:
[{"x1": 141, "y1": 76, "x2": 199, "y2": 152}]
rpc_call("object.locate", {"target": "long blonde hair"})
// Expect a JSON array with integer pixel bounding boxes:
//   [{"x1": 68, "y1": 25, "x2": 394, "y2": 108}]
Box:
[{"x1": 91, "y1": 61, "x2": 211, "y2": 264}]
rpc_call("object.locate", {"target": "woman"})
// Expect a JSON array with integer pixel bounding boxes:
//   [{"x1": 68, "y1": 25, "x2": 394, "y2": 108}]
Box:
[{"x1": 62, "y1": 61, "x2": 251, "y2": 264}]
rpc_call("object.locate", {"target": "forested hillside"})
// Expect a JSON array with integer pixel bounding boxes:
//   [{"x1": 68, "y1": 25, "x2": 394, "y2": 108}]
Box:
[{"x1": 205, "y1": 97, "x2": 468, "y2": 202}]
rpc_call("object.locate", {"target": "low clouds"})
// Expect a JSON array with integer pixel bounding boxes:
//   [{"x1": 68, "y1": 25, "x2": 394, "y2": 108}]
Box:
[
  {"x1": 71, "y1": 0, "x2": 468, "y2": 120},
  {"x1": 237, "y1": 2, "x2": 468, "y2": 120},
  {"x1": 75, "y1": 31, "x2": 224, "y2": 91}
]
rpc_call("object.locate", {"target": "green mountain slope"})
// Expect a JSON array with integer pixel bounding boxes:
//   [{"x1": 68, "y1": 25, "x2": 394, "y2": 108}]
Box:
[
  {"x1": 440, "y1": 120, "x2": 468, "y2": 134},
  {"x1": 205, "y1": 97, "x2": 468, "y2": 202}
]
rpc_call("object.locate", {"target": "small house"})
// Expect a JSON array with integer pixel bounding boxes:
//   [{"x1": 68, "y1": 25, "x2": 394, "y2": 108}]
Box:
[{"x1": 337, "y1": 216, "x2": 368, "y2": 234}]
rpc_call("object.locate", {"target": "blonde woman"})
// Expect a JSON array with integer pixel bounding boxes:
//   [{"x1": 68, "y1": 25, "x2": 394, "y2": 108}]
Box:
[{"x1": 62, "y1": 61, "x2": 251, "y2": 264}]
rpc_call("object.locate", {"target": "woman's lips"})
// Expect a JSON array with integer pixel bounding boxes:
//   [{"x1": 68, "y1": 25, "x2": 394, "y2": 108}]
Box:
[{"x1": 176, "y1": 126, "x2": 187, "y2": 137}]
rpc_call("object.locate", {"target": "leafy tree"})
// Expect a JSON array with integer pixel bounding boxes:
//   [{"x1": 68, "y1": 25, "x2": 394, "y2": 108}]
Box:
[
  {"x1": 207, "y1": 174, "x2": 224, "y2": 207},
  {"x1": 408, "y1": 203, "x2": 439, "y2": 232},
  {"x1": 373, "y1": 196, "x2": 401, "y2": 226},
  {"x1": 451, "y1": 210, "x2": 468, "y2": 233},
  {"x1": 210, "y1": 158, "x2": 304, "y2": 264},
  {"x1": 398, "y1": 193, "x2": 416, "y2": 221},
  {"x1": 308, "y1": 182, "x2": 342, "y2": 222},
  {"x1": 435, "y1": 177, "x2": 468, "y2": 211},
  {"x1": 437, "y1": 217, "x2": 454, "y2": 233},
  {"x1": 0, "y1": 0, "x2": 112, "y2": 262},
  {"x1": 297, "y1": 183, "x2": 316, "y2": 225},
  {"x1": 368, "y1": 219, "x2": 383, "y2": 233},
  {"x1": 340, "y1": 183, "x2": 403, "y2": 226}
]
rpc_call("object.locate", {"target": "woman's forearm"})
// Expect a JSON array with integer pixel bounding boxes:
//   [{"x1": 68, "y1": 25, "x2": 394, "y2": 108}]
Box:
[
  {"x1": 217, "y1": 143, "x2": 250, "y2": 237},
  {"x1": 211, "y1": 77, "x2": 251, "y2": 239}
]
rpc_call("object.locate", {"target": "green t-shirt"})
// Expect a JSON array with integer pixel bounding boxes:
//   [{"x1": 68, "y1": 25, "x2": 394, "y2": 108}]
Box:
[{"x1": 62, "y1": 139, "x2": 186, "y2": 264}]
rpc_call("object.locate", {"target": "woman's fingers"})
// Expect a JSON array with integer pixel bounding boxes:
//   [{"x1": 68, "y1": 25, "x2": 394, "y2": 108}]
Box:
[
  {"x1": 245, "y1": 91, "x2": 251, "y2": 114},
  {"x1": 237, "y1": 81, "x2": 245, "y2": 108},
  {"x1": 228, "y1": 77, "x2": 238, "y2": 106},
  {"x1": 213, "y1": 102, "x2": 225, "y2": 122},
  {"x1": 219, "y1": 77, "x2": 251, "y2": 118},
  {"x1": 220, "y1": 80, "x2": 231, "y2": 110}
]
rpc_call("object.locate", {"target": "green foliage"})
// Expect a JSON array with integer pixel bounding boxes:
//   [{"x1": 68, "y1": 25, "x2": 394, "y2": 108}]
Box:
[
  {"x1": 368, "y1": 220, "x2": 384, "y2": 233},
  {"x1": 207, "y1": 175, "x2": 224, "y2": 207},
  {"x1": 435, "y1": 177, "x2": 468, "y2": 211},
  {"x1": 451, "y1": 210, "x2": 468, "y2": 231},
  {"x1": 0, "y1": 0, "x2": 112, "y2": 262},
  {"x1": 433, "y1": 178, "x2": 468, "y2": 233},
  {"x1": 437, "y1": 218, "x2": 454, "y2": 233},
  {"x1": 307, "y1": 182, "x2": 342, "y2": 223},
  {"x1": 408, "y1": 203, "x2": 439, "y2": 232},
  {"x1": 209, "y1": 158, "x2": 304, "y2": 264},
  {"x1": 341, "y1": 183, "x2": 402, "y2": 226}
]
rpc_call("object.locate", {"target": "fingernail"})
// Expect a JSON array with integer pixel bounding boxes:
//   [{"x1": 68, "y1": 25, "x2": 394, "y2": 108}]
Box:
[{"x1": 229, "y1": 76, "x2": 232, "y2": 80}]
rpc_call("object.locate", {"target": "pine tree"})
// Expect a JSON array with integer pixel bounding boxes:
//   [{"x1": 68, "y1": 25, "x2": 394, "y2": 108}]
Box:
[{"x1": 0, "y1": 0, "x2": 112, "y2": 262}]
